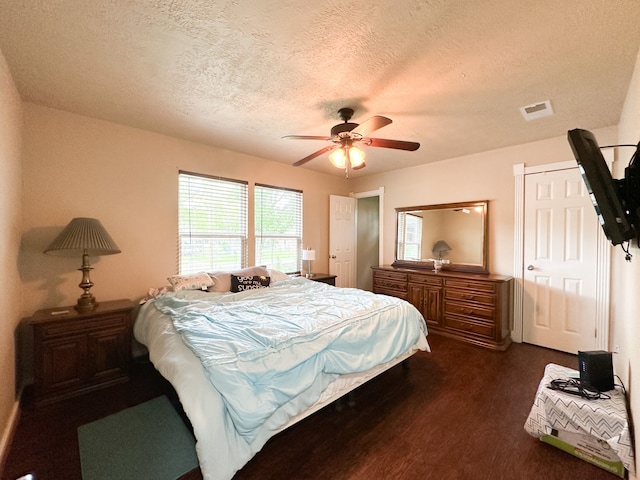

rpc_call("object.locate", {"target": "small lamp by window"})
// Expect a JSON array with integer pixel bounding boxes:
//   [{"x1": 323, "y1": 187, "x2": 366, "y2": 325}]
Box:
[
  {"x1": 302, "y1": 248, "x2": 316, "y2": 278},
  {"x1": 44, "y1": 218, "x2": 121, "y2": 312}
]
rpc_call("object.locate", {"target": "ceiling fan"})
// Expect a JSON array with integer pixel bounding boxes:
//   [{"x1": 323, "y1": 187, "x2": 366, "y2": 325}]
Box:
[{"x1": 283, "y1": 108, "x2": 420, "y2": 176}]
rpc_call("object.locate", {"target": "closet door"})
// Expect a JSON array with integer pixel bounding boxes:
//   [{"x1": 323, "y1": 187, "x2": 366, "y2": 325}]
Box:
[{"x1": 522, "y1": 168, "x2": 599, "y2": 353}]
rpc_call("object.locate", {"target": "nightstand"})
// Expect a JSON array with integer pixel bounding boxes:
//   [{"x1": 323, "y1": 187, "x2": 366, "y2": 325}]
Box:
[
  {"x1": 309, "y1": 273, "x2": 337, "y2": 286},
  {"x1": 30, "y1": 299, "x2": 135, "y2": 407}
]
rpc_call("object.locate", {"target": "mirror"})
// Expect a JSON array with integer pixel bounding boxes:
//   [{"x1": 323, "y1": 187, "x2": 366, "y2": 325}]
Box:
[{"x1": 393, "y1": 200, "x2": 489, "y2": 273}]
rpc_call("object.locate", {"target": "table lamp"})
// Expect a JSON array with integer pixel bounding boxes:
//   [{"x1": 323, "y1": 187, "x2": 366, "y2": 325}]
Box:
[
  {"x1": 44, "y1": 218, "x2": 121, "y2": 312},
  {"x1": 302, "y1": 248, "x2": 316, "y2": 278}
]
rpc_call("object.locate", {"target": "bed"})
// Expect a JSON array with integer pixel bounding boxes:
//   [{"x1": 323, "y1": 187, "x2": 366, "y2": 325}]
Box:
[{"x1": 134, "y1": 267, "x2": 429, "y2": 480}]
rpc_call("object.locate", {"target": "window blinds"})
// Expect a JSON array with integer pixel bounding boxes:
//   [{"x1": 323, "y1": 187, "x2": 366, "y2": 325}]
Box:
[
  {"x1": 178, "y1": 171, "x2": 248, "y2": 274},
  {"x1": 254, "y1": 183, "x2": 303, "y2": 273}
]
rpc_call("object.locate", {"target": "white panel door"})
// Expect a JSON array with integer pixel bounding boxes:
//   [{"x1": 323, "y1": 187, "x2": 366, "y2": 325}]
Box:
[
  {"x1": 523, "y1": 168, "x2": 599, "y2": 353},
  {"x1": 329, "y1": 195, "x2": 356, "y2": 288}
]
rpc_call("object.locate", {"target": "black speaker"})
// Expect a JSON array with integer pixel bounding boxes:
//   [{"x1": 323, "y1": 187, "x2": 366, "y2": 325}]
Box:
[{"x1": 578, "y1": 350, "x2": 614, "y2": 392}]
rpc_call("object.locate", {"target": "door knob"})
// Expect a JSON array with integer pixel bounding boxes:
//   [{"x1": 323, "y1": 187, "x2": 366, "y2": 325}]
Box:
[
  {"x1": 527, "y1": 265, "x2": 535, "y2": 271},
  {"x1": 330, "y1": 255, "x2": 336, "y2": 259}
]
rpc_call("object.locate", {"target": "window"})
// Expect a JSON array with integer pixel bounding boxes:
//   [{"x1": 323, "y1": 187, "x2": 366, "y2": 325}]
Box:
[
  {"x1": 255, "y1": 184, "x2": 303, "y2": 273},
  {"x1": 178, "y1": 171, "x2": 248, "y2": 274},
  {"x1": 399, "y1": 212, "x2": 422, "y2": 260}
]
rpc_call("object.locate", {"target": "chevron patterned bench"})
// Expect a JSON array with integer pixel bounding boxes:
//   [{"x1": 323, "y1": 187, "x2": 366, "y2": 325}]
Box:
[{"x1": 524, "y1": 363, "x2": 634, "y2": 478}]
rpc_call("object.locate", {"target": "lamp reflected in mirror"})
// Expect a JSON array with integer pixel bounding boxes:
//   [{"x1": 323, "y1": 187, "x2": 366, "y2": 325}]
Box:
[{"x1": 430, "y1": 240, "x2": 452, "y2": 272}]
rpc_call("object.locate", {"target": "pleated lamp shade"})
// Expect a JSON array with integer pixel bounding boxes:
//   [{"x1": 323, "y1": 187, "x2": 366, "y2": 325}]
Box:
[
  {"x1": 44, "y1": 218, "x2": 121, "y2": 313},
  {"x1": 45, "y1": 218, "x2": 121, "y2": 256}
]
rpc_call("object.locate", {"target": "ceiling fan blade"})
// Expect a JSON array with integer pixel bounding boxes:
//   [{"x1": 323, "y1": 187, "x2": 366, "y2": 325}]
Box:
[
  {"x1": 292, "y1": 145, "x2": 336, "y2": 167},
  {"x1": 366, "y1": 138, "x2": 420, "y2": 151},
  {"x1": 282, "y1": 135, "x2": 332, "y2": 141},
  {"x1": 351, "y1": 116, "x2": 392, "y2": 137}
]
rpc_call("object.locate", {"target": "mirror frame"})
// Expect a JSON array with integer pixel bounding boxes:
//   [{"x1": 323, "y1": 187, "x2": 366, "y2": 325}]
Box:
[{"x1": 392, "y1": 200, "x2": 489, "y2": 274}]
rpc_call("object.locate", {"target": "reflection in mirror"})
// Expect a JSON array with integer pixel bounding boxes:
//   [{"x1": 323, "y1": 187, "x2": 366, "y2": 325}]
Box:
[{"x1": 393, "y1": 201, "x2": 488, "y2": 273}]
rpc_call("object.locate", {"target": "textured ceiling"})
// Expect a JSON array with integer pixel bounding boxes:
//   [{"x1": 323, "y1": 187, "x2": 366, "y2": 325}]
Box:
[{"x1": 2, "y1": 1, "x2": 640, "y2": 177}]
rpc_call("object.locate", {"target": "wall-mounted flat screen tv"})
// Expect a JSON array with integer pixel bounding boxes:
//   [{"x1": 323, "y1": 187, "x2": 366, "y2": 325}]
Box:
[{"x1": 567, "y1": 128, "x2": 635, "y2": 246}]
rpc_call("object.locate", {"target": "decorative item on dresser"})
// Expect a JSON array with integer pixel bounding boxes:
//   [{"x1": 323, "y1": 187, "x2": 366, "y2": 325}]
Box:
[
  {"x1": 373, "y1": 266, "x2": 512, "y2": 350},
  {"x1": 29, "y1": 299, "x2": 135, "y2": 407}
]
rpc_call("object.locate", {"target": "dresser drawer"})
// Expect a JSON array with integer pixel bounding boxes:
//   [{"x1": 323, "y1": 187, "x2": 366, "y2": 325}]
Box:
[
  {"x1": 444, "y1": 300, "x2": 494, "y2": 321},
  {"x1": 444, "y1": 278, "x2": 496, "y2": 294},
  {"x1": 408, "y1": 273, "x2": 443, "y2": 287},
  {"x1": 373, "y1": 271, "x2": 408, "y2": 293},
  {"x1": 444, "y1": 316, "x2": 494, "y2": 338},
  {"x1": 445, "y1": 289, "x2": 494, "y2": 306}
]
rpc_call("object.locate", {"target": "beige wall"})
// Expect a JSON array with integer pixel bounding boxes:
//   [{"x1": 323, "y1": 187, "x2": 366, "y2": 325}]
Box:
[
  {"x1": 352, "y1": 127, "x2": 617, "y2": 277},
  {"x1": 20, "y1": 104, "x2": 351, "y2": 317},
  {"x1": 616, "y1": 45, "x2": 640, "y2": 480},
  {"x1": 0, "y1": 49, "x2": 23, "y2": 467}
]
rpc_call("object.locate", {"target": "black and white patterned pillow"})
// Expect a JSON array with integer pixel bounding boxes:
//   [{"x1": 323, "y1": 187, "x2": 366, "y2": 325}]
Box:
[{"x1": 230, "y1": 274, "x2": 271, "y2": 292}]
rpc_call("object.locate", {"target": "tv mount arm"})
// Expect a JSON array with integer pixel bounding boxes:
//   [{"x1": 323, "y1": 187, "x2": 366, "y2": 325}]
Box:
[{"x1": 618, "y1": 142, "x2": 640, "y2": 257}]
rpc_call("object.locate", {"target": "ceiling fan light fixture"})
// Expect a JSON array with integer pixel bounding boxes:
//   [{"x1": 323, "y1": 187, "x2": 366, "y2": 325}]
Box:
[
  {"x1": 329, "y1": 146, "x2": 366, "y2": 170},
  {"x1": 349, "y1": 146, "x2": 365, "y2": 169},
  {"x1": 286, "y1": 108, "x2": 419, "y2": 172},
  {"x1": 329, "y1": 148, "x2": 347, "y2": 169}
]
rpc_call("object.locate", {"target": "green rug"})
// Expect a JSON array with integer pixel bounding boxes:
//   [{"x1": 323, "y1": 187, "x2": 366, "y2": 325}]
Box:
[{"x1": 78, "y1": 395, "x2": 199, "y2": 480}]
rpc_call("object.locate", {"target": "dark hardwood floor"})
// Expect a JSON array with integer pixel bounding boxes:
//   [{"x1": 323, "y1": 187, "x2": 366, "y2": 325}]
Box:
[{"x1": 2, "y1": 335, "x2": 623, "y2": 480}]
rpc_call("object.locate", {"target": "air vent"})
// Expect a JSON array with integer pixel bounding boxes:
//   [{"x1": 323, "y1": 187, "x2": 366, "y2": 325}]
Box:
[{"x1": 520, "y1": 100, "x2": 553, "y2": 121}]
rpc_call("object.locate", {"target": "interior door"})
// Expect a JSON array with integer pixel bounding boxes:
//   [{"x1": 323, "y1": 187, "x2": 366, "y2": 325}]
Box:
[
  {"x1": 329, "y1": 195, "x2": 356, "y2": 288},
  {"x1": 522, "y1": 167, "x2": 599, "y2": 353}
]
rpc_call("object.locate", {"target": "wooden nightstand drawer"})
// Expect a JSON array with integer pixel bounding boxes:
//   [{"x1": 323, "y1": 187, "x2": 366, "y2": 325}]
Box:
[
  {"x1": 30, "y1": 299, "x2": 134, "y2": 407},
  {"x1": 309, "y1": 273, "x2": 337, "y2": 286},
  {"x1": 40, "y1": 313, "x2": 127, "y2": 337}
]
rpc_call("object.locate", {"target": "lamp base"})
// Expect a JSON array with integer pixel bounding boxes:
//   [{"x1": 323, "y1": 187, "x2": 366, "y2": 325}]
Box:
[
  {"x1": 76, "y1": 253, "x2": 98, "y2": 313},
  {"x1": 75, "y1": 294, "x2": 98, "y2": 313}
]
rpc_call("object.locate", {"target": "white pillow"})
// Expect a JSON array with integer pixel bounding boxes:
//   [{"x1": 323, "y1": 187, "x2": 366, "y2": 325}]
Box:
[
  {"x1": 167, "y1": 272, "x2": 214, "y2": 291},
  {"x1": 267, "y1": 268, "x2": 290, "y2": 283}
]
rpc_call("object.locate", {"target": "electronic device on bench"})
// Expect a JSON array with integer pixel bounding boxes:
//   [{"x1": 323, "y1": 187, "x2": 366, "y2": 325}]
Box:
[{"x1": 578, "y1": 350, "x2": 614, "y2": 392}]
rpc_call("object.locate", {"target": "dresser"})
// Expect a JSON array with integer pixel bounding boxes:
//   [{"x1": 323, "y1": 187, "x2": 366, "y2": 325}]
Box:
[
  {"x1": 372, "y1": 266, "x2": 512, "y2": 350},
  {"x1": 30, "y1": 299, "x2": 135, "y2": 406}
]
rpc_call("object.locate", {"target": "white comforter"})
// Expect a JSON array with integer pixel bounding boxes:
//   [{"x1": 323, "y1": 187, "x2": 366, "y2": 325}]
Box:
[{"x1": 134, "y1": 277, "x2": 429, "y2": 480}]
